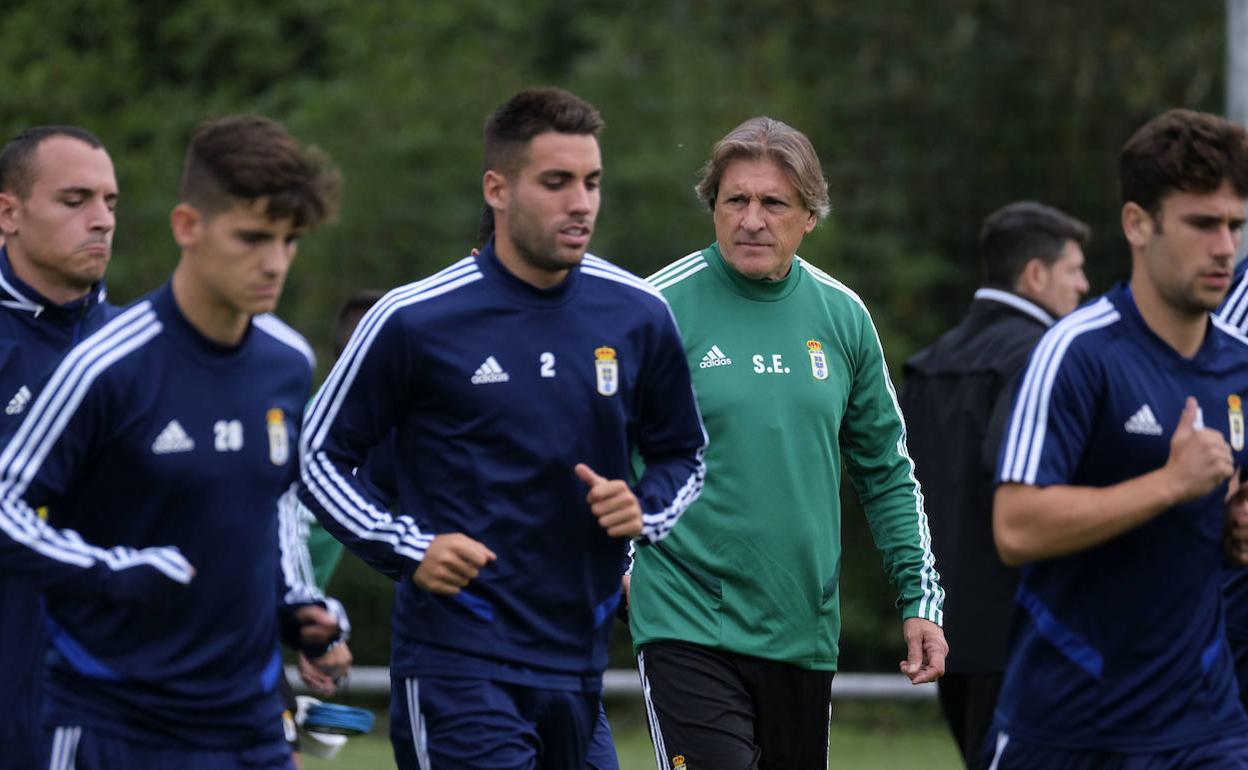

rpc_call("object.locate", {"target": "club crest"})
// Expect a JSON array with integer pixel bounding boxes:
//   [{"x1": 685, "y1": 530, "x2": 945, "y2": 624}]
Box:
[
  {"x1": 807, "y1": 339, "x2": 828, "y2": 381},
  {"x1": 595, "y1": 346, "x2": 619, "y2": 396},
  {"x1": 267, "y1": 407, "x2": 290, "y2": 465},
  {"x1": 1230, "y1": 394, "x2": 1244, "y2": 452}
]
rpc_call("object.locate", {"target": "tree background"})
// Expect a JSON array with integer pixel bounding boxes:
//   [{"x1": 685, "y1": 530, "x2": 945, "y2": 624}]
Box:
[{"x1": 0, "y1": 0, "x2": 1229, "y2": 670}]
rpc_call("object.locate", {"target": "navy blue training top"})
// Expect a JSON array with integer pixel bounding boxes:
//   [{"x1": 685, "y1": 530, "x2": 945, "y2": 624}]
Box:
[
  {"x1": 0, "y1": 247, "x2": 119, "y2": 741},
  {"x1": 0, "y1": 282, "x2": 316, "y2": 749},
  {"x1": 299, "y1": 242, "x2": 707, "y2": 687},
  {"x1": 994, "y1": 282, "x2": 1248, "y2": 751},
  {"x1": 1215, "y1": 258, "x2": 1248, "y2": 642}
]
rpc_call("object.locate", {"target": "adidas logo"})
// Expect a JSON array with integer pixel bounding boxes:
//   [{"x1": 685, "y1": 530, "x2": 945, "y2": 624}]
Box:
[
  {"x1": 152, "y1": 420, "x2": 195, "y2": 454},
  {"x1": 699, "y1": 345, "x2": 733, "y2": 369},
  {"x1": 1124, "y1": 404, "x2": 1163, "y2": 436},
  {"x1": 5, "y1": 385, "x2": 31, "y2": 415},
  {"x1": 470, "y1": 356, "x2": 510, "y2": 385}
]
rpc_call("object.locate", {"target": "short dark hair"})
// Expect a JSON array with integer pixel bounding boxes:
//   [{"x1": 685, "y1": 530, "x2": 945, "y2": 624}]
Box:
[
  {"x1": 979, "y1": 201, "x2": 1091, "y2": 289},
  {"x1": 476, "y1": 203, "x2": 495, "y2": 249},
  {"x1": 483, "y1": 88, "x2": 603, "y2": 178},
  {"x1": 0, "y1": 125, "x2": 105, "y2": 198},
  {"x1": 332, "y1": 290, "x2": 385, "y2": 358},
  {"x1": 1120, "y1": 109, "x2": 1248, "y2": 219},
  {"x1": 179, "y1": 115, "x2": 341, "y2": 229}
]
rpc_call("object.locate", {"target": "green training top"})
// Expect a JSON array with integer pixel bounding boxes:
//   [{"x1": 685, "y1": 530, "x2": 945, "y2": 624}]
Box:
[{"x1": 630, "y1": 243, "x2": 943, "y2": 670}]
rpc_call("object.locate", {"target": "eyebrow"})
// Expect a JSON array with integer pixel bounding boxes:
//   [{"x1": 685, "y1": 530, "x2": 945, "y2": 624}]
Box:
[
  {"x1": 57, "y1": 186, "x2": 118, "y2": 198},
  {"x1": 537, "y1": 168, "x2": 602, "y2": 179},
  {"x1": 1182, "y1": 213, "x2": 1244, "y2": 226}
]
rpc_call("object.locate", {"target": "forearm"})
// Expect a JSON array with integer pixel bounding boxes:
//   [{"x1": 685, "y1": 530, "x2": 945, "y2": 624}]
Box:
[
  {"x1": 298, "y1": 450, "x2": 430, "y2": 581},
  {"x1": 993, "y1": 473, "x2": 1182, "y2": 565},
  {"x1": 863, "y1": 492, "x2": 944, "y2": 624}
]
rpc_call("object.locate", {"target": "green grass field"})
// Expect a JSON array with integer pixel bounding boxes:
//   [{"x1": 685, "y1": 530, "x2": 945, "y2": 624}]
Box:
[{"x1": 303, "y1": 699, "x2": 963, "y2": 769}]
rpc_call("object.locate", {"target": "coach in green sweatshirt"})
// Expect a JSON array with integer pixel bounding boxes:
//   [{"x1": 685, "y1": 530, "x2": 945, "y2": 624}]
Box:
[{"x1": 630, "y1": 116, "x2": 947, "y2": 769}]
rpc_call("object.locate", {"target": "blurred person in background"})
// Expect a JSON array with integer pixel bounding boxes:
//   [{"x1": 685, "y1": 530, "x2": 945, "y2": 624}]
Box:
[
  {"x1": 0, "y1": 124, "x2": 122, "y2": 770},
  {"x1": 0, "y1": 115, "x2": 346, "y2": 769}
]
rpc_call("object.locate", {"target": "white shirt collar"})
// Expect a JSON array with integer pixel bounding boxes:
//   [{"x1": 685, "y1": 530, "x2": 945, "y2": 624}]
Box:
[{"x1": 973, "y1": 287, "x2": 1055, "y2": 327}]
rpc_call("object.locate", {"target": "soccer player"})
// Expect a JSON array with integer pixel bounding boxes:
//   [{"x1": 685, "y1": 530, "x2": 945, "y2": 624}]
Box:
[
  {"x1": 298, "y1": 87, "x2": 707, "y2": 769},
  {"x1": 631, "y1": 117, "x2": 946, "y2": 768},
  {"x1": 987, "y1": 108, "x2": 1248, "y2": 767},
  {"x1": 900, "y1": 201, "x2": 1090, "y2": 768},
  {"x1": 1211, "y1": 210, "x2": 1248, "y2": 717},
  {"x1": 0, "y1": 125, "x2": 121, "y2": 770},
  {"x1": 0, "y1": 115, "x2": 343, "y2": 769}
]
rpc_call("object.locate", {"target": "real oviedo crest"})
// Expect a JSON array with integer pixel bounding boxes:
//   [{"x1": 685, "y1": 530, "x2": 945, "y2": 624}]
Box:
[
  {"x1": 595, "y1": 346, "x2": 619, "y2": 397},
  {"x1": 267, "y1": 407, "x2": 290, "y2": 465},
  {"x1": 807, "y1": 339, "x2": 829, "y2": 381},
  {"x1": 1230, "y1": 394, "x2": 1244, "y2": 452}
]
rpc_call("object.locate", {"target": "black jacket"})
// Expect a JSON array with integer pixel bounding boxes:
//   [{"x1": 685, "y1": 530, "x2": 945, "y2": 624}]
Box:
[{"x1": 900, "y1": 289, "x2": 1053, "y2": 672}]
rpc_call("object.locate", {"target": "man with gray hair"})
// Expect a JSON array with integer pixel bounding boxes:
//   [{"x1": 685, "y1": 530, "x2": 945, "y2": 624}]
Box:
[
  {"x1": 630, "y1": 117, "x2": 946, "y2": 768},
  {"x1": 900, "y1": 201, "x2": 1091, "y2": 769}
]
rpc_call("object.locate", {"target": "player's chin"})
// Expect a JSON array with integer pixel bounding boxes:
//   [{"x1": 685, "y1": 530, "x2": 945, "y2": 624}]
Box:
[
  {"x1": 552, "y1": 246, "x2": 587, "y2": 268},
  {"x1": 243, "y1": 292, "x2": 283, "y2": 315}
]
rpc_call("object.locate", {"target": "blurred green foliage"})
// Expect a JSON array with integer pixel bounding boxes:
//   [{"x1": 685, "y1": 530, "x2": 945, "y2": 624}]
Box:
[{"x1": 2, "y1": 0, "x2": 1227, "y2": 670}]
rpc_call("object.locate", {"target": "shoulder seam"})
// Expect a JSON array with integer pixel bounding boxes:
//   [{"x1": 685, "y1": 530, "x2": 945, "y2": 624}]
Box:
[
  {"x1": 0, "y1": 301, "x2": 163, "y2": 494},
  {"x1": 798, "y1": 259, "x2": 867, "y2": 311},
  {"x1": 253, "y1": 314, "x2": 316, "y2": 369},
  {"x1": 580, "y1": 256, "x2": 670, "y2": 304},
  {"x1": 999, "y1": 298, "x2": 1121, "y2": 485}
]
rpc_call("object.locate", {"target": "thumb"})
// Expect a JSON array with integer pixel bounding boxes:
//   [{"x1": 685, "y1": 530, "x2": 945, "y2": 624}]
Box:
[
  {"x1": 1174, "y1": 396, "x2": 1199, "y2": 438},
  {"x1": 575, "y1": 463, "x2": 606, "y2": 487},
  {"x1": 902, "y1": 632, "x2": 923, "y2": 676}
]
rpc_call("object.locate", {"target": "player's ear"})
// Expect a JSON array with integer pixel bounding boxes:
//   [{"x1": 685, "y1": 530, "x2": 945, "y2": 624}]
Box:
[
  {"x1": 170, "y1": 203, "x2": 203, "y2": 249},
  {"x1": 482, "y1": 170, "x2": 508, "y2": 213},
  {"x1": 0, "y1": 191, "x2": 19, "y2": 235},
  {"x1": 1019, "y1": 258, "x2": 1047, "y2": 296},
  {"x1": 1121, "y1": 202, "x2": 1153, "y2": 249}
]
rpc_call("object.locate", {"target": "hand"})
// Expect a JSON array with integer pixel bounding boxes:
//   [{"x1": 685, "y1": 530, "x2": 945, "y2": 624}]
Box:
[
  {"x1": 621, "y1": 574, "x2": 631, "y2": 610},
  {"x1": 1166, "y1": 397, "x2": 1234, "y2": 503},
  {"x1": 575, "y1": 463, "x2": 643, "y2": 538},
  {"x1": 899, "y1": 617, "x2": 947, "y2": 684},
  {"x1": 411, "y1": 533, "x2": 496, "y2": 594},
  {"x1": 298, "y1": 643, "x2": 353, "y2": 697},
  {"x1": 294, "y1": 604, "x2": 342, "y2": 648}
]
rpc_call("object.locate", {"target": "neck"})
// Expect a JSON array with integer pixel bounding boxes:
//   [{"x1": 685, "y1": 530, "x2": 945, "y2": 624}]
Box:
[
  {"x1": 6, "y1": 245, "x2": 91, "y2": 305},
  {"x1": 492, "y1": 234, "x2": 569, "y2": 290},
  {"x1": 170, "y1": 262, "x2": 250, "y2": 346},
  {"x1": 1129, "y1": 275, "x2": 1206, "y2": 358}
]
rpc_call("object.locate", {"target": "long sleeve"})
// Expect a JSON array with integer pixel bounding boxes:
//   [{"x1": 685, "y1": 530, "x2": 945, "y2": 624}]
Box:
[
  {"x1": 0, "y1": 304, "x2": 192, "y2": 601},
  {"x1": 840, "y1": 307, "x2": 944, "y2": 625},
  {"x1": 298, "y1": 290, "x2": 433, "y2": 582},
  {"x1": 631, "y1": 305, "x2": 707, "y2": 543}
]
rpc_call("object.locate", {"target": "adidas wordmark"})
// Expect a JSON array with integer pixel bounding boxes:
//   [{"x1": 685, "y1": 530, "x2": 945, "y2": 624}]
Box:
[
  {"x1": 152, "y1": 420, "x2": 196, "y2": 454},
  {"x1": 1124, "y1": 405, "x2": 1163, "y2": 436},
  {"x1": 471, "y1": 356, "x2": 510, "y2": 385},
  {"x1": 4, "y1": 385, "x2": 31, "y2": 415},
  {"x1": 699, "y1": 345, "x2": 733, "y2": 369}
]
